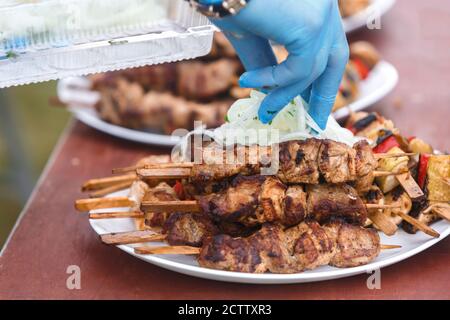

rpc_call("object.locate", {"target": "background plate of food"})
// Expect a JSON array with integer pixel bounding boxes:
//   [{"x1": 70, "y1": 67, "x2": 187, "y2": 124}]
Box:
[
  {"x1": 58, "y1": 38, "x2": 398, "y2": 146},
  {"x1": 341, "y1": 0, "x2": 397, "y2": 33}
]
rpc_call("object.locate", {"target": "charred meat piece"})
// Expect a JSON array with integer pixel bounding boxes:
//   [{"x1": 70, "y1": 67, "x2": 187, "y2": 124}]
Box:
[
  {"x1": 282, "y1": 186, "x2": 308, "y2": 227},
  {"x1": 128, "y1": 180, "x2": 150, "y2": 231},
  {"x1": 318, "y1": 139, "x2": 357, "y2": 184},
  {"x1": 199, "y1": 175, "x2": 264, "y2": 225},
  {"x1": 353, "y1": 140, "x2": 378, "y2": 194},
  {"x1": 306, "y1": 184, "x2": 367, "y2": 225},
  {"x1": 189, "y1": 144, "x2": 271, "y2": 186},
  {"x1": 288, "y1": 221, "x2": 336, "y2": 271},
  {"x1": 354, "y1": 140, "x2": 378, "y2": 177},
  {"x1": 279, "y1": 138, "x2": 322, "y2": 184},
  {"x1": 144, "y1": 182, "x2": 179, "y2": 229},
  {"x1": 163, "y1": 212, "x2": 219, "y2": 247},
  {"x1": 326, "y1": 221, "x2": 380, "y2": 268}
]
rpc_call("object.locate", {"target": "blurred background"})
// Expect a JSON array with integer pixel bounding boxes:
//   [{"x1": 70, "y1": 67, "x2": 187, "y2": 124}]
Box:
[{"x1": 0, "y1": 82, "x2": 68, "y2": 248}]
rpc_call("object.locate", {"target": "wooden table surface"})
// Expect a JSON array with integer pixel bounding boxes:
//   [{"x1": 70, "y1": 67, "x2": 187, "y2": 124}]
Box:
[{"x1": 1, "y1": 0, "x2": 449, "y2": 299}]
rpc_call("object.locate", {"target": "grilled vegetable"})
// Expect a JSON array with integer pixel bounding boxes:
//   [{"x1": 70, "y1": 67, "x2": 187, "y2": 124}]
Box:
[
  {"x1": 409, "y1": 138, "x2": 433, "y2": 154},
  {"x1": 417, "y1": 154, "x2": 430, "y2": 190},
  {"x1": 426, "y1": 155, "x2": 450, "y2": 202},
  {"x1": 376, "y1": 147, "x2": 409, "y2": 193},
  {"x1": 373, "y1": 134, "x2": 400, "y2": 154}
]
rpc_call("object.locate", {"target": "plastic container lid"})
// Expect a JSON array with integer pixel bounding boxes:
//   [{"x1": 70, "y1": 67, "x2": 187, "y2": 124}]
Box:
[{"x1": 0, "y1": 0, "x2": 215, "y2": 88}]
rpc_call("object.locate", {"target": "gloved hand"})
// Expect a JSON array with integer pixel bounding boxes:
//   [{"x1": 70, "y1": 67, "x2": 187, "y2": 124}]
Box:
[{"x1": 198, "y1": 0, "x2": 349, "y2": 129}]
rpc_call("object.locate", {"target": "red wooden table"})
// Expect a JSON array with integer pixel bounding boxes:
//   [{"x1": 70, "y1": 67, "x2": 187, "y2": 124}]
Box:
[{"x1": 1, "y1": 0, "x2": 449, "y2": 299}]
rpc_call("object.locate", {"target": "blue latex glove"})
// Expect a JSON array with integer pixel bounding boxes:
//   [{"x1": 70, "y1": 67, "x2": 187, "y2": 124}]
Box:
[{"x1": 198, "y1": 0, "x2": 349, "y2": 129}]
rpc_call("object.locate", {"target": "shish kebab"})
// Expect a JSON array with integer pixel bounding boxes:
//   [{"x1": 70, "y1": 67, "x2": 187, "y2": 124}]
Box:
[
  {"x1": 98, "y1": 210, "x2": 398, "y2": 274},
  {"x1": 132, "y1": 139, "x2": 413, "y2": 192},
  {"x1": 346, "y1": 111, "x2": 450, "y2": 232},
  {"x1": 76, "y1": 175, "x2": 439, "y2": 238},
  {"x1": 139, "y1": 175, "x2": 439, "y2": 237},
  {"x1": 84, "y1": 139, "x2": 409, "y2": 197},
  {"x1": 135, "y1": 221, "x2": 393, "y2": 274}
]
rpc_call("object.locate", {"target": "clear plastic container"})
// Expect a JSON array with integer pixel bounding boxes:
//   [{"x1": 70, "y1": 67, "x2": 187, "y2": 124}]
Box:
[{"x1": 0, "y1": 0, "x2": 215, "y2": 88}]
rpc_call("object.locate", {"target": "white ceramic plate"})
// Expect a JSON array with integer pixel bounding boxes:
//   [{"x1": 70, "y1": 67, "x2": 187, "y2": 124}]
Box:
[
  {"x1": 58, "y1": 61, "x2": 398, "y2": 147},
  {"x1": 88, "y1": 190, "x2": 450, "y2": 284},
  {"x1": 343, "y1": 0, "x2": 396, "y2": 33}
]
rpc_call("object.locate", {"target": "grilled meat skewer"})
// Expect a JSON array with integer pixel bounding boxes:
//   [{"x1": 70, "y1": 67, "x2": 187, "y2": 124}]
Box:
[
  {"x1": 142, "y1": 175, "x2": 381, "y2": 227},
  {"x1": 136, "y1": 220, "x2": 382, "y2": 274},
  {"x1": 138, "y1": 139, "x2": 403, "y2": 192}
]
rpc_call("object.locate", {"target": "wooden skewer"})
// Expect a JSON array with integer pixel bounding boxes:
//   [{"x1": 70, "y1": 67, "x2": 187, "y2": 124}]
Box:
[
  {"x1": 380, "y1": 244, "x2": 402, "y2": 250},
  {"x1": 75, "y1": 196, "x2": 135, "y2": 212},
  {"x1": 373, "y1": 170, "x2": 407, "y2": 178},
  {"x1": 141, "y1": 200, "x2": 400, "y2": 214},
  {"x1": 432, "y1": 205, "x2": 450, "y2": 222},
  {"x1": 82, "y1": 174, "x2": 136, "y2": 191},
  {"x1": 89, "y1": 180, "x2": 134, "y2": 198},
  {"x1": 89, "y1": 211, "x2": 144, "y2": 220},
  {"x1": 368, "y1": 211, "x2": 398, "y2": 236},
  {"x1": 137, "y1": 168, "x2": 192, "y2": 180},
  {"x1": 365, "y1": 204, "x2": 402, "y2": 210},
  {"x1": 141, "y1": 200, "x2": 201, "y2": 213},
  {"x1": 135, "y1": 246, "x2": 201, "y2": 255},
  {"x1": 395, "y1": 172, "x2": 424, "y2": 199},
  {"x1": 374, "y1": 153, "x2": 416, "y2": 160},
  {"x1": 112, "y1": 162, "x2": 193, "y2": 174},
  {"x1": 144, "y1": 162, "x2": 194, "y2": 169},
  {"x1": 131, "y1": 152, "x2": 414, "y2": 174},
  {"x1": 100, "y1": 230, "x2": 166, "y2": 245},
  {"x1": 138, "y1": 167, "x2": 405, "y2": 180},
  {"x1": 395, "y1": 211, "x2": 440, "y2": 238},
  {"x1": 423, "y1": 202, "x2": 450, "y2": 214},
  {"x1": 135, "y1": 243, "x2": 401, "y2": 256},
  {"x1": 112, "y1": 165, "x2": 140, "y2": 174}
]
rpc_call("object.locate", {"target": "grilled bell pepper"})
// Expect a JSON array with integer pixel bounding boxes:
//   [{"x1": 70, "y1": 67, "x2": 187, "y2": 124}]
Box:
[
  {"x1": 174, "y1": 181, "x2": 185, "y2": 199},
  {"x1": 417, "y1": 154, "x2": 430, "y2": 189},
  {"x1": 373, "y1": 135, "x2": 400, "y2": 154}
]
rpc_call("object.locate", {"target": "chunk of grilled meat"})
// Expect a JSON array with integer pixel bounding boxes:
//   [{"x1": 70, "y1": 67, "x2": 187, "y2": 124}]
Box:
[
  {"x1": 163, "y1": 213, "x2": 218, "y2": 247},
  {"x1": 353, "y1": 140, "x2": 378, "y2": 194},
  {"x1": 325, "y1": 221, "x2": 380, "y2": 268},
  {"x1": 144, "y1": 182, "x2": 179, "y2": 229},
  {"x1": 278, "y1": 138, "x2": 321, "y2": 184},
  {"x1": 319, "y1": 139, "x2": 357, "y2": 184},
  {"x1": 198, "y1": 175, "x2": 307, "y2": 227},
  {"x1": 306, "y1": 184, "x2": 367, "y2": 225},
  {"x1": 189, "y1": 143, "x2": 272, "y2": 187},
  {"x1": 128, "y1": 180, "x2": 151, "y2": 230},
  {"x1": 162, "y1": 212, "x2": 259, "y2": 247},
  {"x1": 198, "y1": 221, "x2": 380, "y2": 273}
]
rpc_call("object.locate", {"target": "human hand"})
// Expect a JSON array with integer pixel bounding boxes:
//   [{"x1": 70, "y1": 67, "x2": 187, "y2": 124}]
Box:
[{"x1": 198, "y1": 0, "x2": 349, "y2": 129}]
